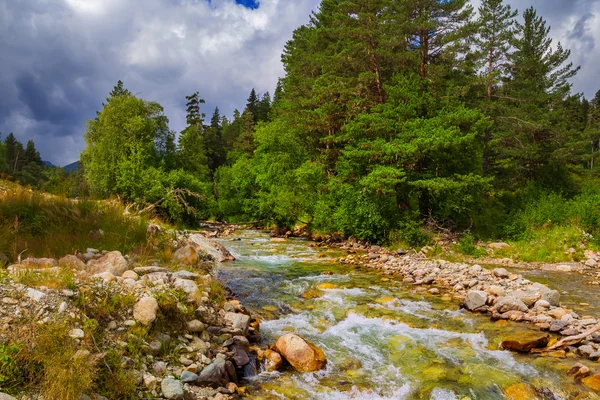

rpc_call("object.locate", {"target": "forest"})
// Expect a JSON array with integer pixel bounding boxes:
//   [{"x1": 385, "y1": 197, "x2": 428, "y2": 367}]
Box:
[{"x1": 4, "y1": 0, "x2": 600, "y2": 249}]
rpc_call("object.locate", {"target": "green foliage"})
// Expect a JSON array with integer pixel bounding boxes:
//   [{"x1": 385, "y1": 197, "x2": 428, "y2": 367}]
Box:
[
  {"x1": 0, "y1": 343, "x2": 23, "y2": 392},
  {"x1": 0, "y1": 183, "x2": 149, "y2": 260}
]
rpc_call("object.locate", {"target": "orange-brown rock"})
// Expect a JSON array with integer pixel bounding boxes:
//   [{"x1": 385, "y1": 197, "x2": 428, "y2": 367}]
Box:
[
  {"x1": 264, "y1": 349, "x2": 283, "y2": 372},
  {"x1": 583, "y1": 374, "x2": 600, "y2": 391},
  {"x1": 505, "y1": 383, "x2": 537, "y2": 400},
  {"x1": 501, "y1": 332, "x2": 549, "y2": 353},
  {"x1": 273, "y1": 333, "x2": 327, "y2": 373}
]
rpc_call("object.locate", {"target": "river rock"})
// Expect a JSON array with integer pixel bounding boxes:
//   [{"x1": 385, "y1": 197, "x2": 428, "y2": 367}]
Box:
[
  {"x1": 161, "y1": 378, "x2": 184, "y2": 400},
  {"x1": 501, "y1": 332, "x2": 549, "y2": 353},
  {"x1": 174, "y1": 245, "x2": 200, "y2": 266},
  {"x1": 0, "y1": 393, "x2": 18, "y2": 400},
  {"x1": 495, "y1": 296, "x2": 528, "y2": 313},
  {"x1": 224, "y1": 312, "x2": 250, "y2": 333},
  {"x1": 489, "y1": 285, "x2": 505, "y2": 297},
  {"x1": 511, "y1": 290, "x2": 540, "y2": 307},
  {"x1": 583, "y1": 374, "x2": 600, "y2": 391},
  {"x1": 273, "y1": 333, "x2": 327, "y2": 373},
  {"x1": 579, "y1": 345, "x2": 595, "y2": 357},
  {"x1": 133, "y1": 297, "x2": 159, "y2": 325},
  {"x1": 197, "y1": 359, "x2": 230, "y2": 387},
  {"x1": 493, "y1": 268, "x2": 510, "y2": 278},
  {"x1": 504, "y1": 383, "x2": 536, "y2": 400},
  {"x1": 180, "y1": 370, "x2": 199, "y2": 384},
  {"x1": 548, "y1": 308, "x2": 568, "y2": 320},
  {"x1": 122, "y1": 270, "x2": 139, "y2": 280},
  {"x1": 542, "y1": 290, "x2": 560, "y2": 307},
  {"x1": 264, "y1": 349, "x2": 283, "y2": 372},
  {"x1": 188, "y1": 234, "x2": 236, "y2": 262},
  {"x1": 58, "y1": 255, "x2": 86, "y2": 270},
  {"x1": 87, "y1": 251, "x2": 129, "y2": 276},
  {"x1": 187, "y1": 319, "x2": 205, "y2": 333},
  {"x1": 549, "y1": 320, "x2": 569, "y2": 332},
  {"x1": 464, "y1": 290, "x2": 488, "y2": 311}
]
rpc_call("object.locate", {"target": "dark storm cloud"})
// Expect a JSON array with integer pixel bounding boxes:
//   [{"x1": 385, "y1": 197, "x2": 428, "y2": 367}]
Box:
[
  {"x1": 0, "y1": 0, "x2": 321, "y2": 165},
  {"x1": 0, "y1": 0, "x2": 598, "y2": 165}
]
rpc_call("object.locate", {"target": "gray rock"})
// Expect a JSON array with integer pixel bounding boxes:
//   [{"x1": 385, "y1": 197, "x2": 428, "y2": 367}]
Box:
[
  {"x1": 495, "y1": 296, "x2": 528, "y2": 313},
  {"x1": 579, "y1": 344, "x2": 595, "y2": 358},
  {"x1": 161, "y1": 378, "x2": 184, "y2": 400},
  {"x1": 224, "y1": 312, "x2": 250, "y2": 333},
  {"x1": 133, "y1": 297, "x2": 159, "y2": 326},
  {"x1": 542, "y1": 290, "x2": 560, "y2": 307},
  {"x1": 590, "y1": 351, "x2": 600, "y2": 361},
  {"x1": 188, "y1": 234, "x2": 236, "y2": 262},
  {"x1": 187, "y1": 320, "x2": 205, "y2": 333},
  {"x1": 464, "y1": 290, "x2": 488, "y2": 311},
  {"x1": 180, "y1": 370, "x2": 199, "y2": 384},
  {"x1": 197, "y1": 359, "x2": 230, "y2": 387},
  {"x1": 492, "y1": 268, "x2": 509, "y2": 278},
  {"x1": 511, "y1": 290, "x2": 539, "y2": 307},
  {"x1": 133, "y1": 266, "x2": 169, "y2": 275},
  {"x1": 0, "y1": 393, "x2": 18, "y2": 400},
  {"x1": 549, "y1": 320, "x2": 569, "y2": 333},
  {"x1": 87, "y1": 251, "x2": 129, "y2": 276}
]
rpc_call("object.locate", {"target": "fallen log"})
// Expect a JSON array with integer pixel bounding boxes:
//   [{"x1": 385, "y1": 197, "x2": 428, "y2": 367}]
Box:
[{"x1": 543, "y1": 326, "x2": 600, "y2": 351}]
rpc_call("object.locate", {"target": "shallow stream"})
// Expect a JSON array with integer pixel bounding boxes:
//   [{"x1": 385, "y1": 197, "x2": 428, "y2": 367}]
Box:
[{"x1": 217, "y1": 231, "x2": 598, "y2": 399}]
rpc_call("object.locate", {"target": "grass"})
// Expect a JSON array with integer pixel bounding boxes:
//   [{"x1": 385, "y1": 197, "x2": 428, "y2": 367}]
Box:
[
  {"x1": 15, "y1": 267, "x2": 78, "y2": 290},
  {"x1": 74, "y1": 284, "x2": 136, "y2": 323},
  {"x1": 0, "y1": 180, "x2": 149, "y2": 262}
]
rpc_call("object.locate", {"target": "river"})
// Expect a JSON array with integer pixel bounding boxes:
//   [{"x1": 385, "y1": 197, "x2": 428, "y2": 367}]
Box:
[{"x1": 217, "y1": 230, "x2": 597, "y2": 399}]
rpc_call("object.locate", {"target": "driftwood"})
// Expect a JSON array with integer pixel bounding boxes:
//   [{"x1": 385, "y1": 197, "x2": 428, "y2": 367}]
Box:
[{"x1": 543, "y1": 326, "x2": 600, "y2": 351}]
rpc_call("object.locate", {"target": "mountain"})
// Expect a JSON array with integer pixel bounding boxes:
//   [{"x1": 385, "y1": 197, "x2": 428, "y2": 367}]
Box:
[
  {"x1": 42, "y1": 160, "x2": 54, "y2": 167},
  {"x1": 64, "y1": 161, "x2": 81, "y2": 173}
]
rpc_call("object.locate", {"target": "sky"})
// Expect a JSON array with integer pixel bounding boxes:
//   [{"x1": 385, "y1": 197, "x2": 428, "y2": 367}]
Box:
[{"x1": 0, "y1": 0, "x2": 599, "y2": 166}]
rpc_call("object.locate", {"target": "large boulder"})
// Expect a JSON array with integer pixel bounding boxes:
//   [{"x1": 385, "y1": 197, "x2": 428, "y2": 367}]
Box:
[
  {"x1": 464, "y1": 290, "x2": 488, "y2": 311},
  {"x1": 188, "y1": 234, "x2": 235, "y2": 262},
  {"x1": 21, "y1": 257, "x2": 57, "y2": 269},
  {"x1": 58, "y1": 255, "x2": 86, "y2": 270},
  {"x1": 133, "y1": 297, "x2": 159, "y2": 326},
  {"x1": 501, "y1": 332, "x2": 549, "y2": 353},
  {"x1": 494, "y1": 296, "x2": 529, "y2": 313},
  {"x1": 173, "y1": 245, "x2": 199, "y2": 266},
  {"x1": 273, "y1": 333, "x2": 327, "y2": 373},
  {"x1": 88, "y1": 251, "x2": 129, "y2": 276}
]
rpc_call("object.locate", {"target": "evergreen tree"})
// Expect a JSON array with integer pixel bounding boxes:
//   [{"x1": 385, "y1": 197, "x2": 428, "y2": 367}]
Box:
[
  {"x1": 204, "y1": 107, "x2": 226, "y2": 173},
  {"x1": 23, "y1": 140, "x2": 43, "y2": 166},
  {"x1": 4, "y1": 133, "x2": 25, "y2": 173},
  {"x1": 473, "y1": 0, "x2": 518, "y2": 174},
  {"x1": 246, "y1": 89, "x2": 259, "y2": 123},
  {"x1": 586, "y1": 90, "x2": 600, "y2": 169},
  {"x1": 494, "y1": 7, "x2": 580, "y2": 186},
  {"x1": 178, "y1": 92, "x2": 210, "y2": 179},
  {"x1": 185, "y1": 92, "x2": 206, "y2": 126},
  {"x1": 256, "y1": 92, "x2": 272, "y2": 123}
]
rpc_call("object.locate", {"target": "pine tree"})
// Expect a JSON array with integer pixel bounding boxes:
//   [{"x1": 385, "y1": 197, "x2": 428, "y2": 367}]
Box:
[
  {"x1": 185, "y1": 92, "x2": 206, "y2": 126},
  {"x1": 473, "y1": 0, "x2": 518, "y2": 174},
  {"x1": 402, "y1": 0, "x2": 474, "y2": 80},
  {"x1": 23, "y1": 140, "x2": 42, "y2": 166},
  {"x1": 100, "y1": 80, "x2": 131, "y2": 112},
  {"x1": 246, "y1": 89, "x2": 259, "y2": 123},
  {"x1": 204, "y1": 107, "x2": 226, "y2": 173},
  {"x1": 256, "y1": 92, "x2": 272, "y2": 123},
  {"x1": 586, "y1": 90, "x2": 600, "y2": 169},
  {"x1": 4, "y1": 133, "x2": 25, "y2": 173},
  {"x1": 494, "y1": 7, "x2": 580, "y2": 187}
]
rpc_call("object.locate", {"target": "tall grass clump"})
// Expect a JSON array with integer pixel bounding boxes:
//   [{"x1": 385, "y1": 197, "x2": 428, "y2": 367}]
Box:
[{"x1": 0, "y1": 181, "x2": 149, "y2": 261}]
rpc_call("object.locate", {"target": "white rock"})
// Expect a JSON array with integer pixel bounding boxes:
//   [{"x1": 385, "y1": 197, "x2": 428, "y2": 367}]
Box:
[
  {"x1": 69, "y1": 328, "x2": 85, "y2": 339},
  {"x1": 133, "y1": 297, "x2": 159, "y2": 326}
]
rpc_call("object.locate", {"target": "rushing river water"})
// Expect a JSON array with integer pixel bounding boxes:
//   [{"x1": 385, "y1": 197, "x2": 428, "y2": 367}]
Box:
[{"x1": 217, "y1": 231, "x2": 598, "y2": 400}]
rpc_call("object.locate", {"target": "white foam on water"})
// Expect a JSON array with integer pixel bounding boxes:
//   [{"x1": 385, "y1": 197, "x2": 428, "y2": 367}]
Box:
[
  {"x1": 430, "y1": 388, "x2": 458, "y2": 400},
  {"x1": 372, "y1": 298, "x2": 466, "y2": 320},
  {"x1": 320, "y1": 288, "x2": 367, "y2": 305}
]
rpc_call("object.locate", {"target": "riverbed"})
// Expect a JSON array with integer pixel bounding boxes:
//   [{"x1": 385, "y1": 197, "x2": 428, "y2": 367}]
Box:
[{"x1": 217, "y1": 230, "x2": 598, "y2": 399}]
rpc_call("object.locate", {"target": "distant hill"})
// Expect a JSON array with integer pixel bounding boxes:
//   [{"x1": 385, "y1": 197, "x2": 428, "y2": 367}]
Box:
[
  {"x1": 64, "y1": 161, "x2": 81, "y2": 173},
  {"x1": 42, "y1": 160, "x2": 54, "y2": 167}
]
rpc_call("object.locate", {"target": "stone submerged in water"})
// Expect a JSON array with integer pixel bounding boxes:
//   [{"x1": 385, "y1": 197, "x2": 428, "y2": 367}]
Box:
[
  {"x1": 501, "y1": 332, "x2": 549, "y2": 353},
  {"x1": 504, "y1": 383, "x2": 537, "y2": 400},
  {"x1": 273, "y1": 333, "x2": 327, "y2": 373}
]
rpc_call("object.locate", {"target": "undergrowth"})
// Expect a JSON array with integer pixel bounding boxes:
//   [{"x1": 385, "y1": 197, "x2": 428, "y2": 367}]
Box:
[{"x1": 0, "y1": 181, "x2": 149, "y2": 261}]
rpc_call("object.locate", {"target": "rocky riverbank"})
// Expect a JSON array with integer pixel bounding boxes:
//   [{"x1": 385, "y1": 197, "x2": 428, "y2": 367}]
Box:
[
  {"x1": 338, "y1": 245, "x2": 600, "y2": 387},
  {"x1": 0, "y1": 229, "x2": 327, "y2": 400}
]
